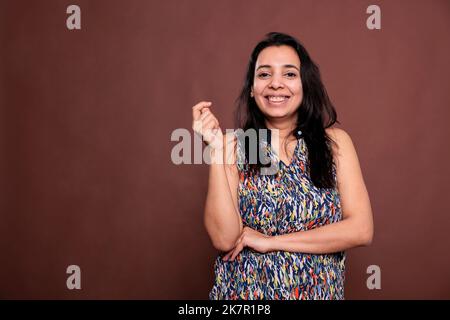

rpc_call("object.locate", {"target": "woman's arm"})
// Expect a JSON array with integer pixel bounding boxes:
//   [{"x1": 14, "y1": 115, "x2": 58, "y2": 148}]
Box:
[
  {"x1": 267, "y1": 128, "x2": 373, "y2": 253},
  {"x1": 223, "y1": 128, "x2": 373, "y2": 260},
  {"x1": 192, "y1": 101, "x2": 243, "y2": 252},
  {"x1": 204, "y1": 134, "x2": 243, "y2": 252}
]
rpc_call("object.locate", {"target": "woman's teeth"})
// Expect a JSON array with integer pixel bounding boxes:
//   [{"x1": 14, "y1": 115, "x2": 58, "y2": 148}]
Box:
[{"x1": 267, "y1": 96, "x2": 289, "y2": 102}]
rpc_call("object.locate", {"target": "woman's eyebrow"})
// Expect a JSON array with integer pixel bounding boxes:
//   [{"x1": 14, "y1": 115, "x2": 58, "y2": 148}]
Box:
[
  {"x1": 256, "y1": 64, "x2": 300, "y2": 71},
  {"x1": 284, "y1": 64, "x2": 300, "y2": 71}
]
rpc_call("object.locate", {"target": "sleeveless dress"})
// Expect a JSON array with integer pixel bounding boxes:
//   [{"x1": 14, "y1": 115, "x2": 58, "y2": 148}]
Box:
[{"x1": 208, "y1": 132, "x2": 346, "y2": 300}]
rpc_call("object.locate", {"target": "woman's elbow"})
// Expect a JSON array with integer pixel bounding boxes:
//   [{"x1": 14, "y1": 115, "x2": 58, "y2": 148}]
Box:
[
  {"x1": 206, "y1": 230, "x2": 236, "y2": 252},
  {"x1": 358, "y1": 225, "x2": 374, "y2": 246},
  {"x1": 212, "y1": 238, "x2": 236, "y2": 252}
]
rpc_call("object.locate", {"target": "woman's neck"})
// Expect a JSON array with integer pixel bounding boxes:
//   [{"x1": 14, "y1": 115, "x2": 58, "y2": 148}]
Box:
[{"x1": 265, "y1": 118, "x2": 297, "y2": 143}]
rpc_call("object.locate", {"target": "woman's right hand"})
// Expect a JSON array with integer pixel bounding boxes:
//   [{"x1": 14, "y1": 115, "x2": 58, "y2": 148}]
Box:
[{"x1": 192, "y1": 101, "x2": 223, "y2": 150}]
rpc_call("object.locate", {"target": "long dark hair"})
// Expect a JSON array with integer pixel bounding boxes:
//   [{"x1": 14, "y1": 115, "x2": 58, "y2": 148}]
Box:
[{"x1": 234, "y1": 32, "x2": 339, "y2": 189}]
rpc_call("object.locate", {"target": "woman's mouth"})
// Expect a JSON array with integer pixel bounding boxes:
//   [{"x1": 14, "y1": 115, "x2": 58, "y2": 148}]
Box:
[{"x1": 265, "y1": 95, "x2": 291, "y2": 105}]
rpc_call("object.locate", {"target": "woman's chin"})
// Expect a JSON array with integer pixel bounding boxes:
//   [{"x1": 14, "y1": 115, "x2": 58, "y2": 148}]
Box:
[{"x1": 264, "y1": 111, "x2": 292, "y2": 119}]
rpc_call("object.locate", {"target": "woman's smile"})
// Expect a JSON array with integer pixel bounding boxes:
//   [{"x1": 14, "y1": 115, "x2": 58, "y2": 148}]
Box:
[{"x1": 265, "y1": 95, "x2": 291, "y2": 106}]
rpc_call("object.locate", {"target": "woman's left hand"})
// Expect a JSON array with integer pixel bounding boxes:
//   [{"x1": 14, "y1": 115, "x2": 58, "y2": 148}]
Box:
[{"x1": 222, "y1": 226, "x2": 272, "y2": 261}]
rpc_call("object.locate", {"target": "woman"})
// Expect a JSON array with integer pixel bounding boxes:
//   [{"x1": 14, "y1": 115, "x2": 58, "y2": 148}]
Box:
[{"x1": 192, "y1": 32, "x2": 373, "y2": 300}]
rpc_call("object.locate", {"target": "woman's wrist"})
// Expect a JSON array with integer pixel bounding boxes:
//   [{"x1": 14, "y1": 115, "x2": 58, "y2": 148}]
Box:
[
  {"x1": 209, "y1": 145, "x2": 224, "y2": 164},
  {"x1": 265, "y1": 236, "x2": 278, "y2": 252}
]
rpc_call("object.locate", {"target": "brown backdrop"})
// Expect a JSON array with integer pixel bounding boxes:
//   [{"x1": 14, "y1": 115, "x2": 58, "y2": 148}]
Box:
[{"x1": 1, "y1": 0, "x2": 449, "y2": 299}]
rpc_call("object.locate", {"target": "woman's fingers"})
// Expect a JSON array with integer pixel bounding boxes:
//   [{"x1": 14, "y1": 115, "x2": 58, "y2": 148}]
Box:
[
  {"x1": 227, "y1": 235, "x2": 245, "y2": 261},
  {"x1": 235, "y1": 233, "x2": 244, "y2": 246},
  {"x1": 221, "y1": 231, "x2": 246, "y2": 262},
  {"x1": 201, "y1": 116, "x2": 220, "y2": 137},
  {"x1": 193, "y1": 112, "x2": 213, "y2": 134},
  {"x1": 192, "y1": 101, "x2": 212, "y2": 121},
  {"x1": 192, "y1": 101, "x2": 223, "y2": 148},
  {"x1": 201, "y1": 110, "x2": 219, "y2": 126},
  {"x1": 193, "y1": 103, "x2": 217, "y2": 132},
  {"x1": 203, "y1": 117, "x2": 218, "y2": 132},
  {"x1": 200, "y1": 110, "x2": 213, "y2": 122},
  {"x1": 230, "y1": 243, "x2": 244, "y2": 261},
  {"x1": 222, "y1": 250, "x2": 233, "y2": 261}
]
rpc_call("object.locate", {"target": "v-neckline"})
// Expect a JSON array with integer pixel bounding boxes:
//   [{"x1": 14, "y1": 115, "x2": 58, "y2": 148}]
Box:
[{"x1": 275, "y1": 138, "x2": 300, "y2": 168}]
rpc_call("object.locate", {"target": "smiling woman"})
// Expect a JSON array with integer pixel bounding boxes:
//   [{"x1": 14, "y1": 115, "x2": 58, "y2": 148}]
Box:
[
  {"x1": 252, "y1": 48, "x2": 303, "y2": 120},
  {"x1": 192, "y1": 32, "x2": 374, "y2": 300}
]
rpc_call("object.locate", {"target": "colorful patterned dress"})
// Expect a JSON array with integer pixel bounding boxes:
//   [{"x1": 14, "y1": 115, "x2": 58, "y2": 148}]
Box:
[{"x1": 208, "y1": 133, "x2": 346, "y2": 300}]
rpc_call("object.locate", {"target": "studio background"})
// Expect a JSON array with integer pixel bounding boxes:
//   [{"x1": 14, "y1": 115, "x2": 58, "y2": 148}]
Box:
[{"x1": 1, "y1": 0, "x2": 449, "y2": 299}]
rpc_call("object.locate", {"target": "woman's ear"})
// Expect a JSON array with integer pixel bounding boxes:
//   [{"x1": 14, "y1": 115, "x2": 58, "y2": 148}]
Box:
[{"x1": 250, "y1": 87, "x2": 254, "y2": 97}]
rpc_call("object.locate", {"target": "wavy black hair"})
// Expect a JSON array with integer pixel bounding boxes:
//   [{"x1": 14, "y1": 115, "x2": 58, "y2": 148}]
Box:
[{"x1": 234, "y1": 32, "x2": 339, "y2": 189}]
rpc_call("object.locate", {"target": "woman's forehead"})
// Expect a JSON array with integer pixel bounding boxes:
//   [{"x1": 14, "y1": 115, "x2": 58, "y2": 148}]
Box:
[{"x1": 256, "y1": 46, "x2": 300, "y2": 68}]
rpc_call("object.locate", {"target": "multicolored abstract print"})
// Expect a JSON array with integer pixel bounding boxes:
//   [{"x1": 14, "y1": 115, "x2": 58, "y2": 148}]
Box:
[{"x1": 209, "y1": 134, "x2": 346, "y2": 300}]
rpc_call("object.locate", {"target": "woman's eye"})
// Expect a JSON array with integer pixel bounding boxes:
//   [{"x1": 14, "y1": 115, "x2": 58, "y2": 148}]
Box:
[
  {"x1": 257, "y1": 73, "x2": 270, "y2": 78},
  {"x1": 286, "y1": 72, "x2": 297, "y2": 77}
]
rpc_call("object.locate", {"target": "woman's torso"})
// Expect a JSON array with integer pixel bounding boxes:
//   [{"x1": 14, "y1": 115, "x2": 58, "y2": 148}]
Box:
[{"x1": 209, "y1": 132, "x2": 346, "y2": 300}]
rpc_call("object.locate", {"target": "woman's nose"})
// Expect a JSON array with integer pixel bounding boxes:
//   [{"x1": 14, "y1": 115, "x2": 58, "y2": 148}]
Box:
[{"x1": 269, "y1": 75, "x2": 284, "y2": 89}]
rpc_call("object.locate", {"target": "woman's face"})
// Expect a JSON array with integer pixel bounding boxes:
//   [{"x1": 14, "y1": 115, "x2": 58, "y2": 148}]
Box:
[{"x1": 252, "y1": 45, "x2": 303, "y2": 121}]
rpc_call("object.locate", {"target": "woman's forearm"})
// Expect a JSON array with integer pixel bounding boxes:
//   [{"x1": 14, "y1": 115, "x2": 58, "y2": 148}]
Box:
[
  {"x1": 268, "y1": 217, "x2": 373, "y2": 254},
  {"x1": 204, "y1": 147, "x2": 243, "y2": 252}
]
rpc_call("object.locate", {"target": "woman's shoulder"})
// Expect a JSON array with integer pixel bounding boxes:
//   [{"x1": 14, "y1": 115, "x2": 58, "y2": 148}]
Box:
[
  {"x1": 325, "y1": 127, "x2": 350, "y2": 140},
  {"x1": 325, "y1": 127, "x2": 355, "y2": 157}
]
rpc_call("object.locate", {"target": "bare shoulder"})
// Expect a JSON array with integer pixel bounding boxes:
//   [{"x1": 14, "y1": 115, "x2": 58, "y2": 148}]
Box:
[
  {"x1": 325, "y1": 127, "x2": 352, "y2": 145},
  {"x1": 325, "y1": 127, "x2": 355, "y2": 159}
]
